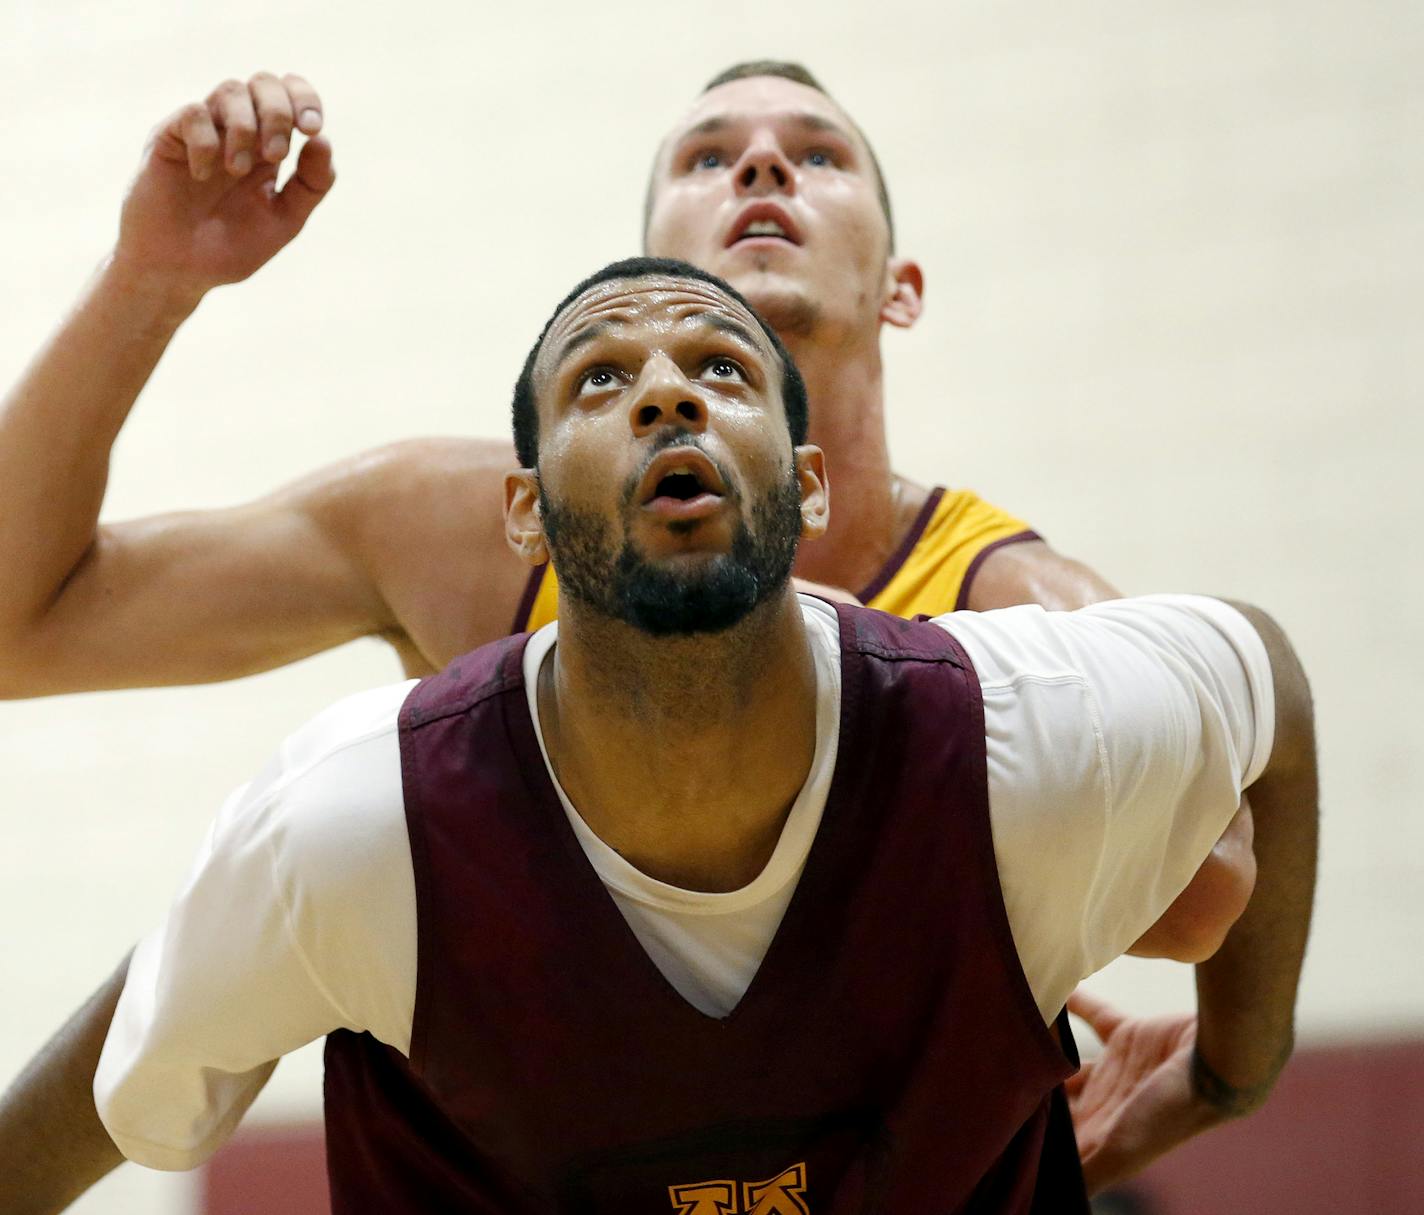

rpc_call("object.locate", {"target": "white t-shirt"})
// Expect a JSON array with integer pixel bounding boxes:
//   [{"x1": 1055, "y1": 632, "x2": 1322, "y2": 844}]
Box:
[{"x1": 94, "y1": 594, "x2": 1273, "y2": 1172}]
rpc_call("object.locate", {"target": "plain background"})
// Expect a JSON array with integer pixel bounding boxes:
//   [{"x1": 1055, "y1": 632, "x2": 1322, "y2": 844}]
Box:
[{"x1": 1, "y1": 2, "x2": 1419, "y2": 1211}]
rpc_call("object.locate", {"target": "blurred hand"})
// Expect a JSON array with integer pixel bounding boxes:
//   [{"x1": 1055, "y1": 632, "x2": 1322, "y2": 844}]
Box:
[
  {"x1": 1066, "y1": 989, "x2": 1230, "y2": 1195},
  {"x1": 114, "y1": 73, "x2": 335, "y2": 297}
]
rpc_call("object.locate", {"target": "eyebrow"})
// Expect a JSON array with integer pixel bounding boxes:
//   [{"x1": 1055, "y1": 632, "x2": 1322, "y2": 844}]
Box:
[
  {"x1": 549, "y1": 321, "x2": 610, "y2": 372},
  {"x1": 676, "y1": 110, "x2": 851, "y2": 143},
  {"x1": 547, "y1": 311, "x2": 769, "y2": 379},
  {"x1": 698, "y1": 313, "x2": 765, "y2": 355}
]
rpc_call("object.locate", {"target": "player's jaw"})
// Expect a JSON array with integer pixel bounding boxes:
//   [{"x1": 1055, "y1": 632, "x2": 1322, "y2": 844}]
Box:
[{"x1": 541, "y1": 439, "x2": 801, "y2": 638}]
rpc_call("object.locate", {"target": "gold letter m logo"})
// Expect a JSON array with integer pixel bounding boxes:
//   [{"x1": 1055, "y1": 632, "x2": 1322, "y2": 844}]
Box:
[{"x1": 669, "y1": 1163, "x2": 808, "y2": 1215}]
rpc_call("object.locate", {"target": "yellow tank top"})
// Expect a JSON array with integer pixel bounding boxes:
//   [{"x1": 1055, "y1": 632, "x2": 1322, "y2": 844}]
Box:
[{"x1": 511, "y1": 487, "x2": 1038, "y2": 632}]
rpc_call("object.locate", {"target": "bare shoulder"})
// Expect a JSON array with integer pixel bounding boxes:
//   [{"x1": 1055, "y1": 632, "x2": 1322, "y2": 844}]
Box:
[
  {"x1": 291, "y1": 435, "x2": 515, "y2": 542},
  {"x1": 302, "y1": 434, "x2": 516, "y2": 501},
  {"x1": 964, "y1": 538, "x2": 1121, "y2": 612},
  {"x1": 294, "y1": 435, "x2": 530, "y2": 666}
]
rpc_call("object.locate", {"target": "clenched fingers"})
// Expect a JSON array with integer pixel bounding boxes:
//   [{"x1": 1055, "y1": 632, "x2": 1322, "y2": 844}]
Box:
[
  {"x1": 204, "y1": 73, "x2": 326, "y2": 177},
  {"x1": 152, "y1": 74, "x2": 326, "y2": 183}
]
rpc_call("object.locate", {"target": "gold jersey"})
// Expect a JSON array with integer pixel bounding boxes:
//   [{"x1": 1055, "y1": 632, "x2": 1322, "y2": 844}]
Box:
[{"x1": 511, "y1": 487, "x2": 1038, "y2": 633}]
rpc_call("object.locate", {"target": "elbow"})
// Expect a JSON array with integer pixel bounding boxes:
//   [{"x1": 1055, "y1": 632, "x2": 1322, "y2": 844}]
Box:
[
  {"x1": 1130, "y1": 803, "x2": 1258, "y2": 962},
  {"x1": 1134, "y1": 887, "x2": 1250, "y2": 964}
]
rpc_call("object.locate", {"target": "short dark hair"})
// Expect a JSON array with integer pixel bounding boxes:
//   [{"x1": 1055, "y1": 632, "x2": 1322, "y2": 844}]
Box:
[
  {"x1": 510, "y1": 256, "x2": 809, "y2": 469},
  {"x1": 643, "y1": 60, "x2": 896, "y2": 251}
]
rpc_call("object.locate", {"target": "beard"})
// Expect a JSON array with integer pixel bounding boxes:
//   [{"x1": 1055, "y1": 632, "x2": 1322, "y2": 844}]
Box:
[{"x1": 540, "y1": 455, "x2": 803, "y2": 637}]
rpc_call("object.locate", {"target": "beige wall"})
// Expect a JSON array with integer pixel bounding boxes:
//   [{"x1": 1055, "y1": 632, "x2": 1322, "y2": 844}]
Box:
[{"x1": 2, "y1": 2, "x2": 1419, "y2": 1211}]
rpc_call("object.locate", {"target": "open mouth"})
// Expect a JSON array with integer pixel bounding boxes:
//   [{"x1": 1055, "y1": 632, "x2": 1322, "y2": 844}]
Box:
[
  {"x1": 726, "y1": 204, "x2": 803, "y2": 247},
  {"x1": 651, "y1": 469, "x2": 709, "y2": 501},
  {"x1": 638, "y1": 450, "x2": 727, "y2": 523}
]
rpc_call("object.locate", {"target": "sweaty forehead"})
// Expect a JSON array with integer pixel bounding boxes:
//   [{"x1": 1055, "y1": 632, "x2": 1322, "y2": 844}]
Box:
[{"x1": 540, "y1": 276, "x2": 772, "y2": 372}]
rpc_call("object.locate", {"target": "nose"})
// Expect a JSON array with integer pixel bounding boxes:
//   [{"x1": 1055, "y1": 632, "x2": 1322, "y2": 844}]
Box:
[
  {"x1": 627, "y1": 356, "x2": 709, "y2": 437},
  {"x1": 731, "y1": 132, "x2": 795, "y2": 198}
]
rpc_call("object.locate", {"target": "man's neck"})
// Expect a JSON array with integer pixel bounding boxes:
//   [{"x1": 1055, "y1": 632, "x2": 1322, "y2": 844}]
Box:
[
  {"x1": 780, "y1": 330, "x2": 925, "y2": 595},
  {"x1": 537, "y1": 590, "x2": 819, "y2": 893}
]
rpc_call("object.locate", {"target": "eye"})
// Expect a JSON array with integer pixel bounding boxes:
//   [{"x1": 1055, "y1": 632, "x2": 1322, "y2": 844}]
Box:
[
  {"x1": 701, "y1": 357, "x2": 747, "y2": 384},
  {"x1": 804, "y1": 148, "x2": 835, "y2": 168},
  {"x1": 694, "y1": 150, "x2": 724, "y2": 170},
  {"x1": 576, "y1": 367, "x2": 621, "y2": 396}
]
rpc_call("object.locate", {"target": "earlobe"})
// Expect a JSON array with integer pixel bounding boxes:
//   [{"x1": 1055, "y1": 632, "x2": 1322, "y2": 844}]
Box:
[
  {"x1": 794, "y1": 446, "x2": 831, "y2": 540},
  {"x1": 880, "y1": 258, "x2": 925, "y2": 330},
  {"x1": 504, "y1": 470, "x2": 549, "y2": 566}
]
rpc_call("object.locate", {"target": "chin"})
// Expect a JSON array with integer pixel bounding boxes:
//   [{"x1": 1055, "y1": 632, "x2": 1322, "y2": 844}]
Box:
[{"x1": 732, "y1": 274, "x2": 820, "y2": 339}]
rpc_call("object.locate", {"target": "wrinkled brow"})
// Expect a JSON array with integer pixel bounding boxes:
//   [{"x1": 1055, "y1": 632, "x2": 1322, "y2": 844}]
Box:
[
  {"x1": 549, "y1": 321, "x2": 611, "y2": 372},
  {"x1": 699, "y1": 313, "x2": 765, "y2": 355}
]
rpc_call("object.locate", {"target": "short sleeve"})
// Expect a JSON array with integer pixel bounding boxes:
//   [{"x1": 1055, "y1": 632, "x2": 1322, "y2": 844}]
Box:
[
  {"x1": 933, "y1": 595, "x2": 1274, "y2": 1021},
  {"x1": 93, "y1": 680, "x2": 418, "y2": 1171}
]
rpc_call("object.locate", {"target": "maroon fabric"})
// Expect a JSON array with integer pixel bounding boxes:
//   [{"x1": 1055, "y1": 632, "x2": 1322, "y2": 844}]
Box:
[{"x1": 322, "y1": 605, "x2": 1085, "y2": 1212}]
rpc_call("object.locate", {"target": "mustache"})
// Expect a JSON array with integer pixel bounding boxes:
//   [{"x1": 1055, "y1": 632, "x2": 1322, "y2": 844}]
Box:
[{"x1": 619, "y1": 429, "x2": 739, "y2": 509}]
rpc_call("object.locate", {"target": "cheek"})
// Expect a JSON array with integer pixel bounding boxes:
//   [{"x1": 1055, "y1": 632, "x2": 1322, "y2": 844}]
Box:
[
  {"x1": 540, "y1": 419, "x2": 627, "y2": 513},
  {"x1": 812, "y1": 183, "x2": 888, "y2": 267},
  {"x1": 647, "y1": 182, "x2": 720, "y2": 254},
  {"x1": 716, "y1": 409, "x2": 794, "y2": 491}
]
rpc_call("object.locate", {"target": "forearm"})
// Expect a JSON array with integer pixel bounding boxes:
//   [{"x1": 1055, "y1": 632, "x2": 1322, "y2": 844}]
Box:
[
  {"x1": 0, "y1": 956, "x2": 131, "y2": 1214},
  {"x1": 0, "y1": 257, "x2": 200, "y2": 643},
  {"x1": 1192, "y1": 606, "x2": 1318, "y2": 1111}
]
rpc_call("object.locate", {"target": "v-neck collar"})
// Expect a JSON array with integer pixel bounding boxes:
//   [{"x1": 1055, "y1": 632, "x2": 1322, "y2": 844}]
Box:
[{"x1": 504, "y1": 604, "x2": 862, "y2": 1026}]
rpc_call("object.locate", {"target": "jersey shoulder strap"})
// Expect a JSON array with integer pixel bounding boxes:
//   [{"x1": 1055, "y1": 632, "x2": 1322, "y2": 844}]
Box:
[{"x1": 864, "y1": 485, "x2": 1039, "y2": 617}]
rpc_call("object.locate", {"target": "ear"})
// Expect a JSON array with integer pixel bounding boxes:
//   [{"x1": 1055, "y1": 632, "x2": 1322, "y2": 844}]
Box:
[
  {"x1": 504, "y1": 470, "x2": 549, "y2": 566},
  {"x1": 879, "y1": 258, "x2": 925, "y2": 330},
  {"x1": 793, "y1": 445, "x2": 830, "y2": 541}
]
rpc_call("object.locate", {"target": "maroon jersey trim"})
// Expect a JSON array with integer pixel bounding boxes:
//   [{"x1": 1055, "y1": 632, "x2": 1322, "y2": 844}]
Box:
[
  {"x1": 854, "y1": 486, "x2": 946, "y2": 604},
  {"x1": 953, "y1": 529, "x2": 1043, "y2": 611}
]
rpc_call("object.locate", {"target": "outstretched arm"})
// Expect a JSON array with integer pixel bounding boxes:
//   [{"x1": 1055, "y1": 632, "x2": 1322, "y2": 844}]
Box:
[
  {"x1": 0, "y1": 74, "x2": 398, "y2": 697},
  {"x1": 0, "y1": 958, "x2": 129, "y2": 1215}
]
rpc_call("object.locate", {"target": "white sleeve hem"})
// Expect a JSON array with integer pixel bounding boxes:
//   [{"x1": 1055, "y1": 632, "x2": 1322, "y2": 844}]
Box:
[
  {"x1": 99, "y1": 1058, "x2": 276, "y2": 1172},
  {"x1": 1141, "y1": 594, "x2": 1276, "y2": 786}
]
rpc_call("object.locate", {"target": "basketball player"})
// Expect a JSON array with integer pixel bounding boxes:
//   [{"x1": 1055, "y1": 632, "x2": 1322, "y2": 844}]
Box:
[
  {"x1": 0, "y1": 261, "x2": 1316, "y2": 1213},
  {"x1": 0, "y1": 68, "x2": 1258, "y2": 1187},
  {"x1": 0, "y1": 62, "x2": 1251, "y2": 956}
]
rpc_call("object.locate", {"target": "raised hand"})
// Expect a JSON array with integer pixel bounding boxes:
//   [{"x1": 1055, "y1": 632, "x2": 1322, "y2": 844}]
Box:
[
  {"x1": 113, "y1": 73, "x2": 336, "y2": 299},
  {"x1": 1066, "y1": 989, "x2": 1234, "y2": 1195}
]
